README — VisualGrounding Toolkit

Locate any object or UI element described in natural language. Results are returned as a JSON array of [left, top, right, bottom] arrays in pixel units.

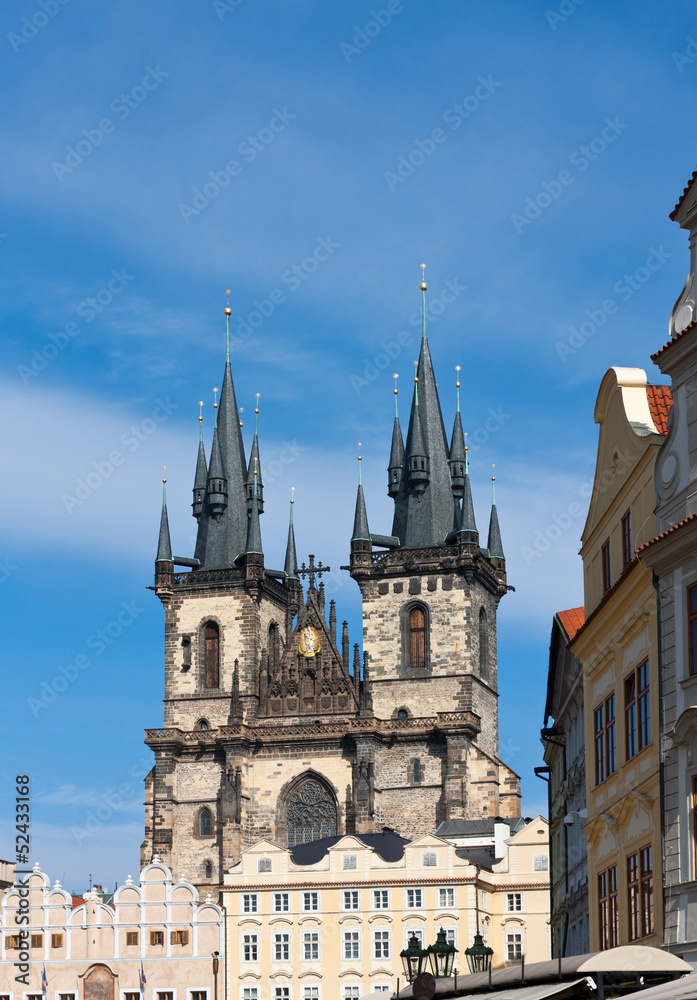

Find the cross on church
[[298, 554, 331, 590]]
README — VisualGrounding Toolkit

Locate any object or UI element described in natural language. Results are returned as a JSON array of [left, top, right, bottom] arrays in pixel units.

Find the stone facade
[[143, 292, 521, 895]]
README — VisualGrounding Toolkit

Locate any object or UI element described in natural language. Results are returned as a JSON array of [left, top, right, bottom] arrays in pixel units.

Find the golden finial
[[465, 431, 469, 454], [254, 457, 259, 476], [393, 373, 399, 395], [290, 486, 295, 505], [198, 401, 204, 423], [420, 263, 427, 292], [224, 289, 232, 317], [413, 360, 419, 383], [455, 365, 461, 389], [255, 393, 260, 415], [213, 387, 218, 410], [239, 406, 244, 428], [492, 463, 496, 482], [162, 465, 167, 484], [358, 442, 362, 462]]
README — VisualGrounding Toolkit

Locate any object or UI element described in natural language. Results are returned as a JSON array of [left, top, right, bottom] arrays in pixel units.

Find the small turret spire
[[246, 394, 264, 513], [244, 459, 263, 556], [192, 405, 208, 520], [388, 375, 405, 500], [284, 488, 299, 580], [156, 468, 172, 562], [449, 367, 466, 500], [352, 444, 371, 542], [487, 465, 504, 559]]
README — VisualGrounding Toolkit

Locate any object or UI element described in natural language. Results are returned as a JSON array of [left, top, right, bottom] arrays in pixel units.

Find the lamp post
[[427, 927, 458, 978], [465, 870, 494, 975], [212, 951, 219, 1000], [400, 934, 428, 983]]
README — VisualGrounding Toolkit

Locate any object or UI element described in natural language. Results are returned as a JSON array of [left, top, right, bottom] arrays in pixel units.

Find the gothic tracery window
[[285, 778, 337, 847], [409, 606, 426, 669], [204, 621, 220, 689], [199, 807, 212, 837]]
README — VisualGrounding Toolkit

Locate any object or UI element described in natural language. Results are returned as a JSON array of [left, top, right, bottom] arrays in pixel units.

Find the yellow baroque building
[[222, 825, 551, 1000], [571, 367, 671, 951]]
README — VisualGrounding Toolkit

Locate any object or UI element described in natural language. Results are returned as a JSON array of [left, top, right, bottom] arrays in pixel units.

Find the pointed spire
[[206, 423, 228, 519], [156, 470, 172, 562], [460, 439, 477, 537], [246, 394, 264, 514], [352, 643, 361, 679], [390, 270, 454, 548], [449, 367, 466, 499], [192, 402, 207, 520], [388, 373, 404, 500], [487, 467, 504, 559], [244, 460, 263, 556], [342, 621, 350, 673], [284, 488, 299, 580], [352, 444, 371, 542], [329, 599, 337, 645]]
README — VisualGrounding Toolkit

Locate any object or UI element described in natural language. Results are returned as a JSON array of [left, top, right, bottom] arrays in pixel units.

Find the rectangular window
[[242, 933, 259, 961], [343, 931, 360, 960], [258, 858, 272, 873], [170, 930, 189, 945], [406, 928, 424, 948], [126, 931, 138, 946], [150, 931, 164, 946], [30, 934, 43, 948], [444, 929, 456, 948], [343, 890, 359, 910], [242, 991, 259, 1000], [506, 933, 522, 961], [59, 995, 76, 1000], [406, 888, 423, 908], [594, 694, 616, 784], [303, 931, 319, 961], [422, 851, 437, 867], [243, 893, 259, 914], [274, 932, 290, 961], [374, 987, 392, 993], [157, 994, 174, 1000], [51, 933, 64, 948], [302, 990, 319, 1000], [302, 891, 319, 912], [373, 889, 389, 909], [689, 584, 697, 676], [602, 539, 611, 593], [438, 887, 455, 908], [342, 854, 357, 870], [622, 510, 632, 567], [626, 661, 650, 759], [124, 994, 140, 1000], [274, 988, 290, 1000], [274, 892, 290, 912], [343, 989, 360, 999], [191, 993, 207, 1000], [629, 847, 654, 939], [598, 865, 618, 950], [373, 930, 390, 958], [505, 892, 522, 912]]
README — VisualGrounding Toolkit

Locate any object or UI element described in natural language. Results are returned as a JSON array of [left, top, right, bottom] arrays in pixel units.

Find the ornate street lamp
[[427, 927, 458, 978], [465, 932, 493, 975], [400, 933, 428, 982]]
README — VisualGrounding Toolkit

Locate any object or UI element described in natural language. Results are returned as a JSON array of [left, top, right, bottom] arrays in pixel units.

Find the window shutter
[[170, 931, 177, 945]]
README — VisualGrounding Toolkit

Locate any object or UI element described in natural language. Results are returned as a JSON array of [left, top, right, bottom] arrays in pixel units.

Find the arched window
[[285, 777, 337, 848], [269, 623, 280, 673], [203, 860, 213, 879], [204, 622, 220, 689], [412, 759, 422, 784], [199, 807, 212, 837], [397, 709, 408, 720], [479, 608, 489, 681], [409, 606, 426, 669], [198, 719, 208, 732]]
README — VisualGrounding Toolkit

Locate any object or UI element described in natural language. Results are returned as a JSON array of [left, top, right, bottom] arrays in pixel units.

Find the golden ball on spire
[[420, 281, 427, 291], [225, 307, 232, 316]]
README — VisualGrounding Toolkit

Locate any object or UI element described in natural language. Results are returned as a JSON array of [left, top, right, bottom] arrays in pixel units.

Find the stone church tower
[[141, 280, 521, 891]]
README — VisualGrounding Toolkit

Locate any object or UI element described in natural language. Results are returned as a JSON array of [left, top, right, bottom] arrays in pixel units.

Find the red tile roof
[[651, 319, 697, 362], [670, 166, 697, 220], [71, 896, 85, 908], [556, 607, 585, 642], [636, 512, 697, 555], [646, 384, 672, 434]]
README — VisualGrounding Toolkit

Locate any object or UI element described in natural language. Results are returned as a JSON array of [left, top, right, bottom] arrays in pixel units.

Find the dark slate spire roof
[[244, 471, 263, 556], [156, 483, 172, 562], [284, 497, 299, 579], [352, 454, 371, 542], [193, 315, 249, 569], [487, 480, 504, 559], [390, 286, 454, 548], [246, 397, 264, 513], [449, 410, 466, 497], [387, 379, 404, 500], [192, 429, 207, 520], [460, 466, 477, 535]]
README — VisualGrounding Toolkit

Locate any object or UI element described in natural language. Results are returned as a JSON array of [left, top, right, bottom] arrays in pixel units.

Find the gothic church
[[141, 278, 521, 889]]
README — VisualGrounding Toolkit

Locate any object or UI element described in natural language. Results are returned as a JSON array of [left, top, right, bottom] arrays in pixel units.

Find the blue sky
[[1, 0, 696, 891]]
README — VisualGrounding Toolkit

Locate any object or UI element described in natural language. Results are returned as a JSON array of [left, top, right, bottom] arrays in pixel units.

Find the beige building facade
[[222, 825, 550, 999], [571, 367, 670, 952], [0, 859, 222, 1000]]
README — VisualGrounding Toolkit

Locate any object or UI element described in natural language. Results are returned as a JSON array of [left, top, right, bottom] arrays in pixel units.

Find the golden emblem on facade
[[298, 625, 321, 658]]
